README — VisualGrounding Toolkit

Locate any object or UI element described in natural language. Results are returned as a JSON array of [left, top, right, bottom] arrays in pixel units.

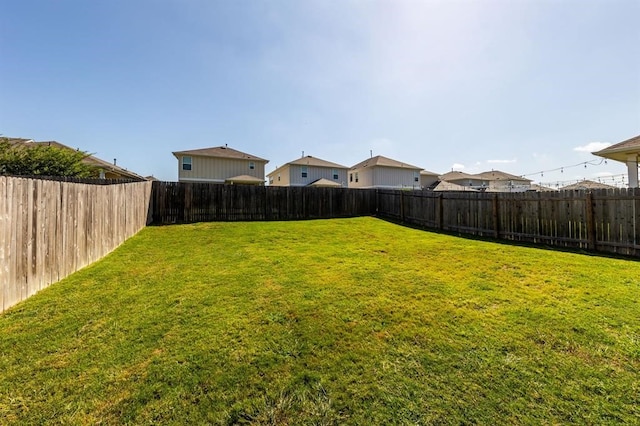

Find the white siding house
[[172, 146, 268, 184], [267, 156, 348, 187], [439, 170, 532, 192], [348, 155, 422, 189]]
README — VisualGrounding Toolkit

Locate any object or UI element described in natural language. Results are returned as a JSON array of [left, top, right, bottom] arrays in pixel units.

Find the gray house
[[267, 155, 348, 187]]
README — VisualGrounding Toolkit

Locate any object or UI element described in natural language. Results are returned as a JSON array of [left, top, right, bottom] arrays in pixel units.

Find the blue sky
[[2, 0, 639, 186]]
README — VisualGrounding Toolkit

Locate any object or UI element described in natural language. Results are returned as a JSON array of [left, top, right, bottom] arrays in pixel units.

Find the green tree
[[0, 139, 97, 177]]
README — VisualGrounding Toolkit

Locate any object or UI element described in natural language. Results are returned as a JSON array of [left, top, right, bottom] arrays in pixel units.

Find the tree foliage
[[0, 139, 97, 177]]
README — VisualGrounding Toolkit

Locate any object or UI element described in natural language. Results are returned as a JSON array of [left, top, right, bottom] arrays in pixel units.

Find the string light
[[521, 158, 606, 179]]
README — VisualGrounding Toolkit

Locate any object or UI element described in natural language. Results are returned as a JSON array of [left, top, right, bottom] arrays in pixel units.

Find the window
[[355, 172, 359, 183], [350, 173, 353, 182], [414, 171, 419, 182], [249, 161, 255, 170], [332, 169, 339, 180], [269, 177, 273, 184], [182, 156, 192, 171], [301, 165, 308, 178], [278, 174, 281, 181]]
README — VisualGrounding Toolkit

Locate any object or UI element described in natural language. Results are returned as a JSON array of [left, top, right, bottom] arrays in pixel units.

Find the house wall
[[349, 167, 420, 189], [289, 165, 348, 187], [420, 174, 439, 188], [177, 156, 266, 183], [348, 167, 374, 188], [267, 165, 292, 186], [488, 180, 531, 192]]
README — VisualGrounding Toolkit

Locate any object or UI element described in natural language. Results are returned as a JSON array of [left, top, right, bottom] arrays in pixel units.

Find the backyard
[[0, 217, 638, 424]]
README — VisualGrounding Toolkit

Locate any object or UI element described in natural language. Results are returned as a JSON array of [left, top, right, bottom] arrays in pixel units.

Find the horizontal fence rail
[[150, 182, 377, 224], [0, 176, 152, 313], [376, 189, 640, 257]]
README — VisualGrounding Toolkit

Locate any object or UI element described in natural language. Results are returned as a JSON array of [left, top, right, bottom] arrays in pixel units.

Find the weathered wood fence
[[0, 176, 152, 313], [376, 189, 640, 257], [150, 182, 376, 223]]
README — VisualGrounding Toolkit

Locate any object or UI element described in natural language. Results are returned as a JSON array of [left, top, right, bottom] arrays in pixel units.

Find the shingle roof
[[438, 171, 477, 181], [433, 181, 478, 191], [475, 170, 531, 182], [420, 170, 440, 176], [287, 156, 348, 169], [592, 135, 640, 162], [308, 178, 343, 187], [172, 146, 268, 162], [560, 180, 617, 190], [350, 155, 422, 170], [225, 175, 265, 184]]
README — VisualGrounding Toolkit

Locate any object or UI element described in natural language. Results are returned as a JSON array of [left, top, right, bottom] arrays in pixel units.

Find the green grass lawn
[[1, 217, 639, 425]]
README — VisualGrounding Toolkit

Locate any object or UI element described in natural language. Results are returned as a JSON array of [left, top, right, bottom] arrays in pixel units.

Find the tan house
[[439, 170, 531, 192], [349, 155, 422, 189], [592, 134, 640, 188], [267, 155, 348, 187], [172, 145, 268, 184]]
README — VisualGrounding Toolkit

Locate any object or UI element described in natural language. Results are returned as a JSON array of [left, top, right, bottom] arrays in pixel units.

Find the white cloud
[[451, 163, 465, 170], [595, 171, 614, 178], [574, 142, 611, 153]]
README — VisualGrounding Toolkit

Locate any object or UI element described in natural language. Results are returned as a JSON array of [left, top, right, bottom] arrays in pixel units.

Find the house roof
[[350, 155, 422, 170], [267, 155, 348, 177], [287, 155, 348, 169], [224, 174, 265, 184], [433, 181, 478, 191], [34, 141, 146, 180], [308, 178, 343, 187], [560, 180, 617, 190], [592, 135, 640, 162], [475, 170, 532, 182], [420, 170, 440, 176], [172, 146, 268, 162], [439, 171, 477, 181], [529, 183, 557, 192]]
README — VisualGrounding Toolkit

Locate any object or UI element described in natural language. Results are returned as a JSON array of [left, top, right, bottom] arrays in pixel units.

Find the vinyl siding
[[177, 156, 266, 183], [349, 166, 420, 189], [267, 165, 292, 186]]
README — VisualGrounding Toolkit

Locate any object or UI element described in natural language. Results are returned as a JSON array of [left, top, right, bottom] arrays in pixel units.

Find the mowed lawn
[[1, 218, 639, 425]]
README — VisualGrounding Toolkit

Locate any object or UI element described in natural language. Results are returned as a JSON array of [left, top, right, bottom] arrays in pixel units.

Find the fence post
[[585, 191, 596, 250], [437, 194, 443, 230], [492, 194, 500, 239], [400, 191, 405, 222]]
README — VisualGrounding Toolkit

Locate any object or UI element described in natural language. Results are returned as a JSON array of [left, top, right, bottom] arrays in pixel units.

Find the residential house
[[172, 145, 268, 184], [560, 180, 617, 190], [267, 155, 348, 187], [420, 170, 440, 189], [348, 155, 422, 189], [592, 134, 640, 188], [439, 170, 531, 192]]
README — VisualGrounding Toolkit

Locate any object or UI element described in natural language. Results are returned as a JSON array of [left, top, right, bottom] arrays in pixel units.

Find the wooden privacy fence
[[150, 182, 376, 224], [376, 189, 640, 257], [0, 176, 152, 313]]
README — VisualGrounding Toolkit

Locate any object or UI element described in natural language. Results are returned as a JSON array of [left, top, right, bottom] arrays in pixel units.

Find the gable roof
[[593, 135, 640, 162], [172, 146, 268, 162], [433, 181, 478, 191], [224, 174, 265, 185], [350, 155, 421, 170], [420, 169, 440, 176], [308, 178, 343, 187], [439, 171, 477, 181], [560, 180, 617, 190], [475, 170, 532, 182], [287, 155, 347, 169]]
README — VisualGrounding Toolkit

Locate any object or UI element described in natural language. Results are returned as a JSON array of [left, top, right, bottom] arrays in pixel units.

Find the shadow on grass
[[375, 215, 640, 263]]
